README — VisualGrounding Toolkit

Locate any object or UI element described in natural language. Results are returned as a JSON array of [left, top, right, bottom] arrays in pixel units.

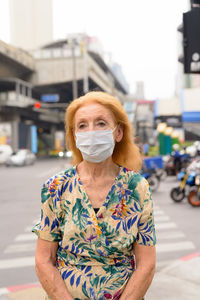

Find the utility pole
[[70, 38, 78, 99], [83, 34, 89, 94]]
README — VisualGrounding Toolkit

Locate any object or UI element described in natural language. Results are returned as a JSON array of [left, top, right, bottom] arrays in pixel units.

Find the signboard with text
[[41, 94, 59, 102]]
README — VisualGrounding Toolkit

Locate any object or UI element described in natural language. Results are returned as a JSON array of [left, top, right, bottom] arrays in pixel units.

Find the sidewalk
[[146, 252, 200, 300], [0, 283, 45, 300], [1, 253, 200, 300]]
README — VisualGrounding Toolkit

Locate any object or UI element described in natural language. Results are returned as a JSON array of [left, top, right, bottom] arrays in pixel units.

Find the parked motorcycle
[[154, 168, 167, 181], [164, 152, 191, 176], [142, 156, 164, 192], [142, 171, 160, 192], [170, 170, 196, 202], [187, 161, 200, 207]]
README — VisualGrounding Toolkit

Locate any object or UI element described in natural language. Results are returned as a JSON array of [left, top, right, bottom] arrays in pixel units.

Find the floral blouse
[[32, 165, 156, 300]]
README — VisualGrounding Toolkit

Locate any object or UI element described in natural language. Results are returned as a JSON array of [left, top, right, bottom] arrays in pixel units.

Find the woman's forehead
[[75, 102, 114, 120]]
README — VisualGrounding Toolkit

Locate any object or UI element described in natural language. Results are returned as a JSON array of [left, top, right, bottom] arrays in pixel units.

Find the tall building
[[9, 0, 53, 50]]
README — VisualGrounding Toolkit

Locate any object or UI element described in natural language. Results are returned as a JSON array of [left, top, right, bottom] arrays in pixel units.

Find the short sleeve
[[32, 179, 62, 242], [136, 179, 156, 246]]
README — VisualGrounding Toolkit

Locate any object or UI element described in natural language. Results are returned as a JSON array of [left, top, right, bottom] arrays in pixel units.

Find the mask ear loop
[[112, 125, 118, 133], [112, 125, 119, 146]]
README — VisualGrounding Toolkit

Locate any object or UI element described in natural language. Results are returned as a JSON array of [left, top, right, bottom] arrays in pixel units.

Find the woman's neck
[[77, 158, 118, 179]]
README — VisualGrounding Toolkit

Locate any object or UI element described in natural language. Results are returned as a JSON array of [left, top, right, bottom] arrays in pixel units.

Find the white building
[[9, 0, 53, 50]]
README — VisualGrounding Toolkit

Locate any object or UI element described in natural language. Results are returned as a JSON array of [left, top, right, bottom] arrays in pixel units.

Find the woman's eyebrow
[[77, 115, 107, 122], [95, 115, 107, 120], [77, 118, 87, 123]]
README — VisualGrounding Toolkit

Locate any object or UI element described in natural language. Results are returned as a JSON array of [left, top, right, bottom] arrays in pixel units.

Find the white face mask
[[75, 127, 117, 163]]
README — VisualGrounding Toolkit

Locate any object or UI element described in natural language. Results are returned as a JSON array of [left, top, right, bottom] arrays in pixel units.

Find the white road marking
[[156, 222, 177, 230], [156, 259, 178, 270], [0, 288, 9, 296], [154, 215, 170, 222], [0, 256, 35, 269], [154, 210, 165, 216], [32, 218, 40, 225], [156, 231, 185, 240], [14, 234, 37, 242], [153, 205, 160, 210], [4, 243, 36, 254], [156, 241, 195, 253], [24, 225, 34, 232]]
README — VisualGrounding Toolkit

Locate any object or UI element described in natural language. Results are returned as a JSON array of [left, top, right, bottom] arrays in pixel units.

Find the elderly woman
[[33, 91, 156, 300]]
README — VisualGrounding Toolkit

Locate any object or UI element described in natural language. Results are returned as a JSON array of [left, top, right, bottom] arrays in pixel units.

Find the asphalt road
[[153, 175, 200, 268], [0, 158, 71, 288], [0, 158, 199, 288]]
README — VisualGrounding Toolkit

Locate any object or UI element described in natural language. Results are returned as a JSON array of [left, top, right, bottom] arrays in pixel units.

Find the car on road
[[5, 149, 36, 166], [0, 144, 13, 164]]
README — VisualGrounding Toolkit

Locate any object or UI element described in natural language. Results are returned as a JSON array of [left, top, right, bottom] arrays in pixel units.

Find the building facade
[[0, 36, 128, 155], [9, 0, 53, 50]]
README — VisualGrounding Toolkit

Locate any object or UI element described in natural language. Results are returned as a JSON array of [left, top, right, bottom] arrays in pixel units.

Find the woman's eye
[[98, 121, 106, 127], [78, 123, 86, 129]]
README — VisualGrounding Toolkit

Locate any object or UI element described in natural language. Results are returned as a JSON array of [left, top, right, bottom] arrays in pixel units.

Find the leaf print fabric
[[32, 165, 156, 299]]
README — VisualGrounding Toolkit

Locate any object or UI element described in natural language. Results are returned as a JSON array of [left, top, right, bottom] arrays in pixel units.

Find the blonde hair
[[65, 91, 142, 172]]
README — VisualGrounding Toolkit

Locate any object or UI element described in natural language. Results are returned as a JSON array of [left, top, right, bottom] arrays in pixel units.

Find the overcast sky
[[0, 0, 189, 99]]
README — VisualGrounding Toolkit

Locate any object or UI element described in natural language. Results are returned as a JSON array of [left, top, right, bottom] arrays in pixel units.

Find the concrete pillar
[[21, 84, 26, 97], [11, 118, 20, 151], [28, 87, 32, 99], [15, 81, 20, 102]]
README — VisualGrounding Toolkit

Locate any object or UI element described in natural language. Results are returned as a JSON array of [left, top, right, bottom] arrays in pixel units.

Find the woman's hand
[[120, 243, 156, 300], [35, 238, 73, 300]]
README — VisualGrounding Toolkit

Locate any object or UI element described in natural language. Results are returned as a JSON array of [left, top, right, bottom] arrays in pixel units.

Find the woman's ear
[[115, 124, 123, 142]]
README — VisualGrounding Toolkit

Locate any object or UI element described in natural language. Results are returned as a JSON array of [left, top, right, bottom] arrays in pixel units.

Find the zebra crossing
[[0, 218, 39, 270], [154, 205, 196, 270], [0, 162, 73, 273], [0, 205, 196, 271]]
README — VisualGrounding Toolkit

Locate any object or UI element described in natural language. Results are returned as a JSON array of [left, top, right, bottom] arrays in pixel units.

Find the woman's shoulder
[[120, 166, 150, 206], [120, 165, 145, 182], [120, 165, 149, 191], [43, 165, 76, 189]]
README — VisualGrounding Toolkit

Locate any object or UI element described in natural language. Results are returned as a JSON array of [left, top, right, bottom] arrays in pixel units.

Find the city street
[[1, 1, 200, 299], [0, 158, 200, 290], [0, 158, 72, 288]]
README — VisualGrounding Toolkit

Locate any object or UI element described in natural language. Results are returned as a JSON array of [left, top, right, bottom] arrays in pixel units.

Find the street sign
[[41, 94, 59, 102]]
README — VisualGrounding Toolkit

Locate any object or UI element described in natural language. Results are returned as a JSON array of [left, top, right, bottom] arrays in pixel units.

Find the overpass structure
[[31, 39, 127, 103], [0, 40, 35, 78], [0, 37, 128, 154]]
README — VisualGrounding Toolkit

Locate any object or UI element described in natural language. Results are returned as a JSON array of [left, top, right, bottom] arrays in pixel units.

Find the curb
[[0, 283, 41, 296], [1, 253, 200, 297], [158, 251, 200, 289], [180, 252, 200, 261], [158, 252, 200, 273]]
